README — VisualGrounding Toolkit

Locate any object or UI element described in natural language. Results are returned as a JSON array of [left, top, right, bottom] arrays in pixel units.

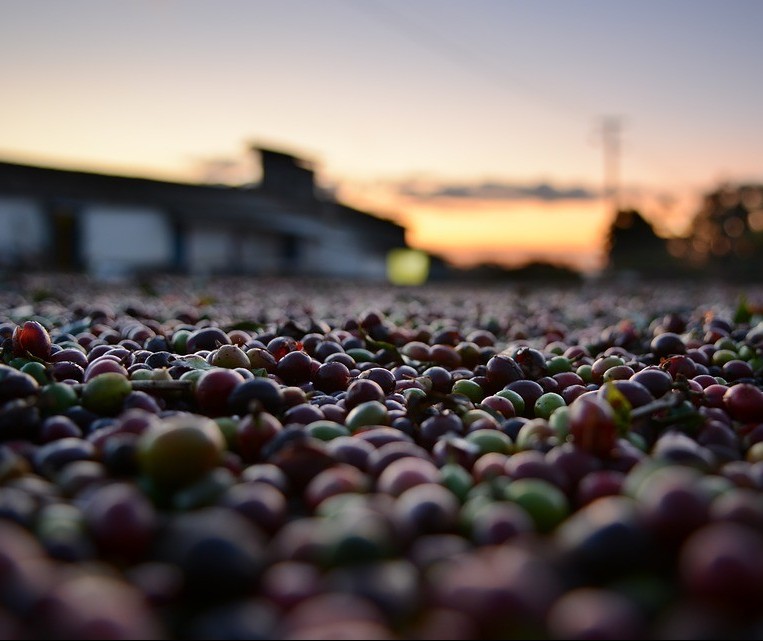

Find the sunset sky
[[2, 0, 763, 273]]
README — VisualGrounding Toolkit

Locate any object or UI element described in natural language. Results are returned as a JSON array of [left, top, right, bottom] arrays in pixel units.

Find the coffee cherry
[[12, 320, 52, 360], [138, 414, 225, 489]]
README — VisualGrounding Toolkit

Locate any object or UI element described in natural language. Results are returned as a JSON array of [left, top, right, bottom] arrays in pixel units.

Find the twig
[[69, 379, 193, 393], [630, 390, 685, 420]]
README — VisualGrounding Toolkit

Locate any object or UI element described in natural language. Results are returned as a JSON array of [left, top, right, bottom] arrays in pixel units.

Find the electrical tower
[[600, 116, 623, 213]]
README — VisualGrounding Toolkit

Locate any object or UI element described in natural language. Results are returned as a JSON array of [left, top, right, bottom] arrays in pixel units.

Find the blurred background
[[0, 0, 762, 284]]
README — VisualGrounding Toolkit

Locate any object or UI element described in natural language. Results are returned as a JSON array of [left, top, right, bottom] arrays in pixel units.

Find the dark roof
[[0, 160, 406, 241], [334, 203, 406, 241]]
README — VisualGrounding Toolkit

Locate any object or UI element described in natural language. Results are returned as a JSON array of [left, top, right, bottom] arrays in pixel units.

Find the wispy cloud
[[396, 180, 599, 202], [189, 156, 256, 186]]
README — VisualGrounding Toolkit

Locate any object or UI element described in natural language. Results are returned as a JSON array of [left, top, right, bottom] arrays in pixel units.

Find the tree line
[[604, 183, 763, 282]]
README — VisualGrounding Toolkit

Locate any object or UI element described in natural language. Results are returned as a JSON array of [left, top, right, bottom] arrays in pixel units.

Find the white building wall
[[187, 226, 234, 275], [304, 226, 389, 280], [81, 205, 172, 277], [174, 224, 337, 277], [0, 197, 47, 265], [240, 232, 282, 274]]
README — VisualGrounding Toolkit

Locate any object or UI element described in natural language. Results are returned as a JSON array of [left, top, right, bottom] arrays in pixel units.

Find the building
[[0, 146, 409, 281]]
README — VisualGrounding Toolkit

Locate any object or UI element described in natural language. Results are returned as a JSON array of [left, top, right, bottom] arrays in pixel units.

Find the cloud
[[189, 156, 257, 186], [396, 180, 599, 202]]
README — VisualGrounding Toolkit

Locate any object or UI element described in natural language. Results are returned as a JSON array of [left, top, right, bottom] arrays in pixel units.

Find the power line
[[340, 0, 591, 123], [599, 116, 623, 212]]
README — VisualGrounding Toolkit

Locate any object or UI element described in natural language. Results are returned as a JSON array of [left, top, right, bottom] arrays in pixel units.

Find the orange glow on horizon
[[338, 184, 611, 273]]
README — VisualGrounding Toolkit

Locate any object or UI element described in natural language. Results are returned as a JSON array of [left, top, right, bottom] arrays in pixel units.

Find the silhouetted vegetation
[[603, 184, 763, 283], [455, 260, 583, 284], [604, 209, 683, 279], [679, 184, 763, 281]]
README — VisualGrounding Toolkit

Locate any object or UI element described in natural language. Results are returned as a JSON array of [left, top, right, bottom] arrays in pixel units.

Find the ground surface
[[1, 274, 762, 640]]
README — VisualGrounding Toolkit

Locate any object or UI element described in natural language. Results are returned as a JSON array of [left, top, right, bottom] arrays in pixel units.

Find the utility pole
[[600, 116, 622, 213]]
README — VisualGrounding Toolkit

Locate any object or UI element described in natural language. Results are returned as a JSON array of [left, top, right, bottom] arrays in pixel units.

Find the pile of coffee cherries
[[1, 275, 762, 640]]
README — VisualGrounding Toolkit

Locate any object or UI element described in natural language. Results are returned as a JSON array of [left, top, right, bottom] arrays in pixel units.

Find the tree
[[604, 209, 679, 279], [683, 184, 763, 281]]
